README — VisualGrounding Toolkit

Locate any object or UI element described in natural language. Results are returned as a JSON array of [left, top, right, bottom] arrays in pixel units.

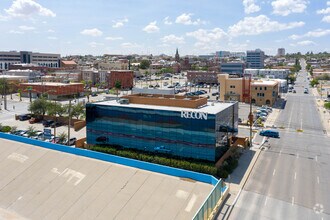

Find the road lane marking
[[273, 169, 276, 176], [264, 197, 268, 206], [296, 153, 299, 159], [294, 172, 297, 180], [315, 156, 318, 162], [279, 150, 282, 155], [292, 197, 294, 206], [317, 176, 320, 184]]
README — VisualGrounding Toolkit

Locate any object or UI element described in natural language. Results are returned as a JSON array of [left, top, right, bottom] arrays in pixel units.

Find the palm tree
[[26, 126, 37, 137], [115, 80, 121, 100], [58, 132, 67, 145], [17, 89, 22, 101]]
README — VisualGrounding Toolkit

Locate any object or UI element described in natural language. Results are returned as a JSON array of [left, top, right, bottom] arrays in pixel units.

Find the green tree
[[325, 102, 330, 110], [140, 59, 150, 69], [47, 102, 65, 117], [95, 83, 100, 92], [115, 80, 121, 99], [310, 79, 319, 87], [26, 126, 37, 137], [71, 103, 85, 119], [58, 132, 68, 144], [17, 89, 22, 101], [10, 126, 18, 134], [28, 98, 49, 116]]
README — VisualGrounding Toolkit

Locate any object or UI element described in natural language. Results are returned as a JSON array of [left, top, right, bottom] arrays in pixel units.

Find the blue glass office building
[[86, 100, 238, 162]]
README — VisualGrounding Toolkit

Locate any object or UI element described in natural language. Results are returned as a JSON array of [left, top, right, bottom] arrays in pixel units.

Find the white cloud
[[289, 29, 330, 40], [19, 25, 35, 30], [164, 16, 172, 25], [271, 0, 308, 16], [175, 13, 205, 25], [160, 34, 185, 44], [80, 28, 103, 37], [47, 29, 55, 33], [5, 0, 56, 18], [9, 30, 24, 34], [296, 40, 316, 46], [322, 15, 330, 23], [105, 36, 123, 41], [121, 42, 141, 48], [317, 7, 330, 15], [142, 21, 159, 33], [89, 42, 104, 47], [228, 15, 304, 36], [47, 36, 57, 40], [243, 0, 261, 14], [317, 2, 330, 23], [186, 28, 227, 42], [112, 18, 128, 28]]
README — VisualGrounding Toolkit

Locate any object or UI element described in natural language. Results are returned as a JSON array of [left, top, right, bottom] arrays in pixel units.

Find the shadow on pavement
[[273, 97, 286, 109], [226, 149, 255, 185]]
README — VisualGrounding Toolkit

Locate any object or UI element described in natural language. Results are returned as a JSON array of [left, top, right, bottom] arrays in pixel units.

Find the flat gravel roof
[[0, 139, 213, 220]]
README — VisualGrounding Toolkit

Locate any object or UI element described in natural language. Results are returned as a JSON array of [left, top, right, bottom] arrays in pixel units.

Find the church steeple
[[175, 48, 180, 62]]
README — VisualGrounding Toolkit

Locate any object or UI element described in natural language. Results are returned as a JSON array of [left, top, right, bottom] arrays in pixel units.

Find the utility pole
[[67, 99, 71, 146]]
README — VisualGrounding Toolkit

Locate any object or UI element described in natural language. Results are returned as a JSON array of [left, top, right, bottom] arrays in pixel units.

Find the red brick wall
[[19, 83, 84, 95], [108, 71, 134, 89]]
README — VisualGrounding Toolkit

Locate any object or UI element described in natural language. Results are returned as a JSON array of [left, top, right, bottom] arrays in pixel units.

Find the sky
[[0, 0, 329, 56]]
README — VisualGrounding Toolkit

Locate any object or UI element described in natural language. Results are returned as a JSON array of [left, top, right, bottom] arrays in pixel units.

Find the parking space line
[[292, 197, 294, 206], [294, 172, 297, 180], [264, 197, 268, 206], [317, 176, 320, 184], [273, 169, 276, 176]]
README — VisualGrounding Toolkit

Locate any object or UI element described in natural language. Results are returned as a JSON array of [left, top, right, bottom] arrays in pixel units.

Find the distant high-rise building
[[175, 48, 180, 62], [216, 51, 230, 58], [246, 49, 265, 69], [277, 48, 285, 57]]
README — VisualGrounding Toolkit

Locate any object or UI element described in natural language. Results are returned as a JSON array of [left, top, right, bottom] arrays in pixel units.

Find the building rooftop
[[61, 60, 77, 65], [20, 82, 83, 86], [252, 80, 278, 86], [0, 138, 213, 220], [0, 75, 29, 79], [96, 98, 235, 114]]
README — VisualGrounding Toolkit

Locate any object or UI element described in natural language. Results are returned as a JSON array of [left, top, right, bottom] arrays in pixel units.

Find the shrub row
[[91, 145, 218, 176], [90, 145, 239, 179]]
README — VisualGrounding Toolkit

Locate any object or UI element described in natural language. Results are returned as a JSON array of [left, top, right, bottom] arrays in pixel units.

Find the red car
[[29, 116, 42, 124]]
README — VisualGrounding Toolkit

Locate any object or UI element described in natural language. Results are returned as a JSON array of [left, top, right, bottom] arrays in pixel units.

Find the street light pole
[[67, 99, 71, 146]]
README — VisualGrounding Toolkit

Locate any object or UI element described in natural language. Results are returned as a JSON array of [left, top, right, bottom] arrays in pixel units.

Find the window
[[230, 85, 235, 88], [260, 87, 262, 90], [255, 87, 257, 90], [264, 87, 267, 90]]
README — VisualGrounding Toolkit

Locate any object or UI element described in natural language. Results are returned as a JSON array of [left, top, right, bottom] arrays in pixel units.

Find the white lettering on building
[[181, 111, 208, 120]]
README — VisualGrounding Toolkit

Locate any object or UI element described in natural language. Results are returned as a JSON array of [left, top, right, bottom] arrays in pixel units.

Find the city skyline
[[0, 0, 329, 56]]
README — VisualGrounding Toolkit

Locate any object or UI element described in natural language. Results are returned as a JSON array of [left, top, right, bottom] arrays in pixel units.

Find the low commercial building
[[86, 94, 238, 162], [244, 68, 290, 79], [218, 74, 279, 106], [19, 82, 84, 100], [4, 69, 41, 81], [187, 71, 219, 84]]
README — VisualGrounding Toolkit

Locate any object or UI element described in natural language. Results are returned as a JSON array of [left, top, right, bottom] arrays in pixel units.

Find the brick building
[[19, 82, 84, 100], [107, 70, 134, 89]]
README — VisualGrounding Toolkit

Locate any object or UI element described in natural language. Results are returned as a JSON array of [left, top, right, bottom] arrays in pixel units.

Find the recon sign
[[181, 111, 208, 120]]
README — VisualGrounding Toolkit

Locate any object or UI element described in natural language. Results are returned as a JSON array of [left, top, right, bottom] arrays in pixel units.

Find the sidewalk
[[215, 106, 279, 219], [312, 88, 330, 137]]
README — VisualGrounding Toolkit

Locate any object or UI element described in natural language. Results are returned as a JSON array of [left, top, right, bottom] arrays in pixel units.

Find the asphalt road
[[229, 59, 330, 219]]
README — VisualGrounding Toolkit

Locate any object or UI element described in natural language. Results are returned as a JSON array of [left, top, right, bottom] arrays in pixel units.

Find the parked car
[[154, 146, 171, 153], [50, 122, 62, 128], [293, 89, 296, 93], [91, 93, 98, 97], [15, 130, 27, 136], [304, 88, 309, 94], [30, 131, 43, 139], [260, 129, 279, 138], [212, 92, 219, 96], [29, 116, 43, 124], [43, 120, 54, 127], [64, 137, 77, 146], [18, 114, 31, 121]]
